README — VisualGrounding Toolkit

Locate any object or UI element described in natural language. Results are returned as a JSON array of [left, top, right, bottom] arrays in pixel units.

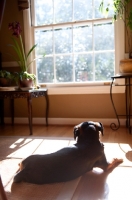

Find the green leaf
[[26, 54, 46, 70], [27, 44, 37, 59], [99, 1, 104, 13], [8, 37, 26, 71]]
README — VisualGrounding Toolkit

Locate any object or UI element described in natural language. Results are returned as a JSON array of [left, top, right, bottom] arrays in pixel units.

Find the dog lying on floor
[[13, 121, 123, 184]]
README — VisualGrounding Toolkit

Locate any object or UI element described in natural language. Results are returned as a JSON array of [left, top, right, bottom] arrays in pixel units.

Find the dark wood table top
[[0, 88, 48, 98]]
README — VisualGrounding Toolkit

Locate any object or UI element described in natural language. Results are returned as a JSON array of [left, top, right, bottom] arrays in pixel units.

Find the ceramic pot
[[0, 78, 11, 87], [119, 59, 132, 73], [19, 79, 33, 88]]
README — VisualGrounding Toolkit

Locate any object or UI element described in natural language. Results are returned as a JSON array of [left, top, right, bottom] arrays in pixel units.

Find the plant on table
[[0, 70, 13, 86]]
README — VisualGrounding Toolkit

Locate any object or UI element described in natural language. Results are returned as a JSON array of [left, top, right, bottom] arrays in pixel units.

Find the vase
[[119, 59, 132, 74]]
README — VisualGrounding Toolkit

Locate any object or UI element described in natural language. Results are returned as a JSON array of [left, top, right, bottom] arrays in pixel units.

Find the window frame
[[23, 2, 125, 94]]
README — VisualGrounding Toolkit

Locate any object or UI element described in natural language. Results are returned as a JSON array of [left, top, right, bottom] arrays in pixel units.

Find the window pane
[[74, 25, 92, 52], [32, 0, 115, 84], [94, 23, 114, 51], [35, 0, 53, 25], [54, 27, 72, 53], [56, 56, 73, 82], [95, 52, 114, 81], [35, 30, 53, 55], [54, 0, 72, 23], [74, 0, 92, 20], [75, 54, 93, 82], [37, 57, 54, 83]]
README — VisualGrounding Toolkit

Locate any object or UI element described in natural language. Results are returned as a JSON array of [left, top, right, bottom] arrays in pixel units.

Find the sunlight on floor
[[7, 138, 132, 167], [1, 137, 132, 199]]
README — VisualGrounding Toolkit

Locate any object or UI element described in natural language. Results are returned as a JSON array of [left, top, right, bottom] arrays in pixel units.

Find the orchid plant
[[8, 21, 45, 85], [8, 21, 42, 83]]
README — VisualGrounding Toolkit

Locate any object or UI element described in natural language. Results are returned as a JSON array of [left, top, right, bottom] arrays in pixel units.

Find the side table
[[0, 88, 49, 135], [110, 74, 132, 133]]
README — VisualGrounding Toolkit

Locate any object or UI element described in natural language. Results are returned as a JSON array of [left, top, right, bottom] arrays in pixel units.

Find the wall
[[0, 0, 23, 62], [0, 0, 126, 124]]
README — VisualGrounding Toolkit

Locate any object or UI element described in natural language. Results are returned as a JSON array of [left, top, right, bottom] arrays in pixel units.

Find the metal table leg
[[0, 99, 4, 125], [110, 78, 120, 130], [126, 77, 131, 133], [27, 97, 33, 135], [10, 99, 14, 125], [45, 92, 49, 126]]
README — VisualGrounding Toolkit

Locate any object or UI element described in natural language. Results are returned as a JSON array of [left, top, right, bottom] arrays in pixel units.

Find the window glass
[[37, 57, 54, 83], [56, 55, 73, 82], [35, 30, 53, 55], [54, 0, 72, 23], [74, 25, 92, 52], [32, 0, 115, 84], [74, 0, 92, 20], [94, 23, 114, 51], [35, 0, 53, 25], [54, 27, 72, 54]]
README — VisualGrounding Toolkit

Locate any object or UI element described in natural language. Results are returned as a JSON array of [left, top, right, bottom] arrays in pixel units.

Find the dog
[[13, 121, 123, 184]]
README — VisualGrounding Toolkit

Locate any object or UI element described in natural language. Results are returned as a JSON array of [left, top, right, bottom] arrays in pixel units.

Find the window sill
[[41, 85, 125, 95], [2, 62, 125, 95]]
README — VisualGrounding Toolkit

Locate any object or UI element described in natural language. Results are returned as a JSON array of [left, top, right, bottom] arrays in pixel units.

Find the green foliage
[[99, 0, 131, 22], [99, 0, 132, 56], [8, 35, 38, 72], [19, 71, 36, 81], [0, 70, 13, 79]]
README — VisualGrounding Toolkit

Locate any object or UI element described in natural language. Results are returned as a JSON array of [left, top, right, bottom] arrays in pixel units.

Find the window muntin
[[32, 0, 115, 84]]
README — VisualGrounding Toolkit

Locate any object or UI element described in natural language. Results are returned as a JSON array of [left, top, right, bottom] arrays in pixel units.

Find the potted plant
[[8, 21, 44, 88], [18, 71, 36, 87], [99, 0, 132, 73], [0, 70, 13, 86]]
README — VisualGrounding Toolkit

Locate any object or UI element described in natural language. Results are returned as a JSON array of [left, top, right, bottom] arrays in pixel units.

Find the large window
[[30, 0, 116, 85]]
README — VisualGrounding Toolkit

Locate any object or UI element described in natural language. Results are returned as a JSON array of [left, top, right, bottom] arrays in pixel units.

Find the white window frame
[[23, 5, 125, 95]]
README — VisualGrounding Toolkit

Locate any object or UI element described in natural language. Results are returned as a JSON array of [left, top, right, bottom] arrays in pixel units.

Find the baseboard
[[4, 117, 126, 126]]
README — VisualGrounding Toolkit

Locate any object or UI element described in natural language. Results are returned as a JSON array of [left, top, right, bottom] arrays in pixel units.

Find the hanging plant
[[99, 0, 132, 58]]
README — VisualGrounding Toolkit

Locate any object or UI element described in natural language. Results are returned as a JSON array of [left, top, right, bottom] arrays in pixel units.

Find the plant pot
[[0, 78, 11, 87], [19, 79, 33, 88], [119, 59, 132, 74]]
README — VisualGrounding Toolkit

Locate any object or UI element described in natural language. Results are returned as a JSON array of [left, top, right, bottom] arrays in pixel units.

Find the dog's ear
[[95, 122, 104, 136], [73, 127, 80, 140]]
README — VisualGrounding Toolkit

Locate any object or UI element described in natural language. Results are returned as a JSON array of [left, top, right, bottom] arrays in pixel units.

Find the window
[[24, 0, 125, 94], [30, 0, 118, 84]]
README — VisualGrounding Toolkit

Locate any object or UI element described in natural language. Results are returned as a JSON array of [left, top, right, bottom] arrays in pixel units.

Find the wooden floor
[[0, 124, 132, 200], [0, 124, 132, 143]]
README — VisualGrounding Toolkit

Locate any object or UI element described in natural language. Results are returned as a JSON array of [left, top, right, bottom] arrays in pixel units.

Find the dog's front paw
[[106, 158, 123, 172]]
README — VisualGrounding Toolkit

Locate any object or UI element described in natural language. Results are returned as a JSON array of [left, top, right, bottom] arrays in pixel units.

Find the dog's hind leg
[[13, 170, 25, 183]]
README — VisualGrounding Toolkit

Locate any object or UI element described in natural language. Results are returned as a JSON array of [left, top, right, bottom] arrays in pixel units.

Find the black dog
[[13, 121, 123, 184]]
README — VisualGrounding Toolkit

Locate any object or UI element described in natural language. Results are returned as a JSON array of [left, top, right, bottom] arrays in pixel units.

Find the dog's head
[[74, 121, 103, 143]]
